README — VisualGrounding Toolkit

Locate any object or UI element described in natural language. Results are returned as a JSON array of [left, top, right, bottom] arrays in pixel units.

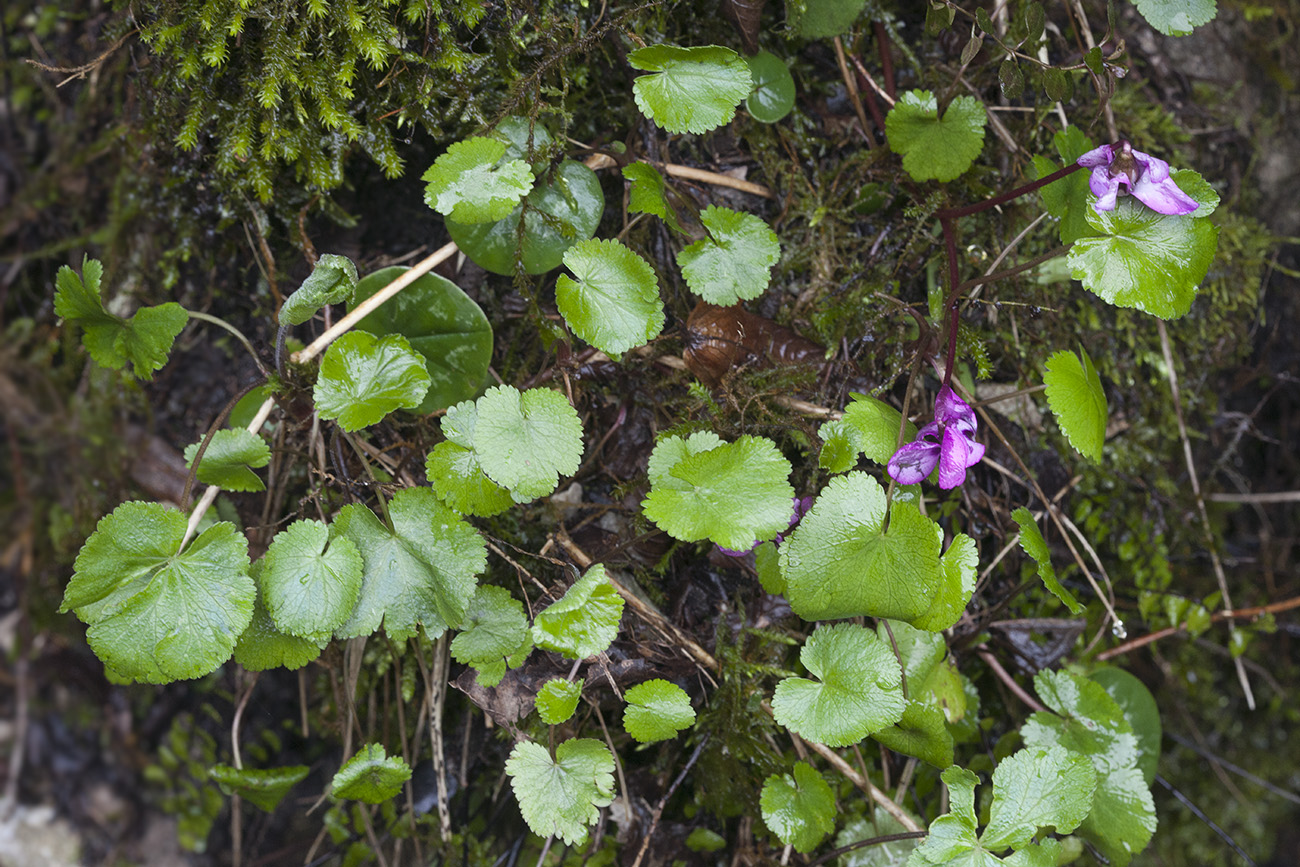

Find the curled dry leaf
[[682, 302, 825, 386]]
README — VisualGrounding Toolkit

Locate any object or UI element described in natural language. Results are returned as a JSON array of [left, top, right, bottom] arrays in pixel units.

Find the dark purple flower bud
[[1076, 141, 1198, 216]]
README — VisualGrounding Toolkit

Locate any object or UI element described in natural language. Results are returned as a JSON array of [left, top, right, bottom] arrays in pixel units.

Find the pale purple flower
[[887, 387, 985, 489], [1076, 140, 1198, 216], [717, 496, 814, 557]]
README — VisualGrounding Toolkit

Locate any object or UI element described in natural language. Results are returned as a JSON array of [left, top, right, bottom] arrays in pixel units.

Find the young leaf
[[425, 443, 515, 518], [1133, 0, 1216, 36], [677, 205, 781, 305], [447, 159, 604, 276], [1066, 197, 1219, 319], [1043, 347, 1107, 462], [183, 429, 272, 492], [759, 762, 836, 853], [840, 393, 918, 466], [745, 51, 796, 123], [1021, 669, 1157, 866], [870, 699, 954, 769], [885, 91, 987, 183], [780, 473, 974, 629], [209, 764, 310, 812], [506, 738, 615, 846], [623, 162, 682, 232], [472, 385, 584, 502], [536, 678, 583, 725], [349, 266, 493, 414], [313, 331, 432, 431], [817, 419, 859, 473], [629, 44, 753, 135], [642, 434, 795, 551], [422, 137, 534, 223], [556, 238, 665, 355], [55, 258, 188, 379], [623, 679, 695, 743], [771, 623, 906, 747], [332, 487, 486, 642], [278, 253, 358, 326], [332, 743, 412, 804], [60, 502, 254, 684], [1010, 507, 1083, 613], [261, 519, 364, 639], [531, 564, 625, 659], [450, 585, 533, 688], [980, 745, 1097, 850]]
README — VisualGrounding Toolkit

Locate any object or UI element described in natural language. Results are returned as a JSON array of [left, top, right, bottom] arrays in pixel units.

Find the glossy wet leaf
[[60, 502, 254, 684], [261, 519, 363, 639], [556, 238, 665, 355], [506, 738, 615, 846], [1043, 347, 1107, 462], [886, 91, 986, 183], [210, 763, 310, 812], [678, 205, 781, 305], [536, 678, 583, 724], [55, 257, 188, 379], [908, 766, 982, 865], [531, 564, 625, 659], [780, 473, 975, 629], [771, 623, 906, 747], [623, 162, 682, 232], [629, 44, 752, 134], [450, 585, 532, 688], [1032, 127, 1098, 245], [183, 429, 271, 492], [791, 0, 868, 37], [332, 743, 412, 804], [843, 393, 919, 465], [745, 51, 795, 123], [232, 571, 325, 672], [421, 137, 534, 223], [870, 699, 954, 769], [1172, 168, 1219, 218], [760, 762, 836, 853], [278, 253, 357, 326], [350, 267, 493, 413], [332, 487, 486, 642], [313, 331, 431, 431], [1010, 507, 1082, 613], [447, 159, 603, 275], [1134, 0, 1216, 35], [623, 679, 695, 743], [473, 385, 584, 502], [1067, 196, 1219, 319], [642, 433, 795, 551], [425, 418, 515, 518], [1089, 668, 1162, 786], [980, 746, 1097, 850]]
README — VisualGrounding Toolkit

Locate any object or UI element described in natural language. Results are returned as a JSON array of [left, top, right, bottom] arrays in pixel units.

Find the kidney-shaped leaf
[[623, 679, 695, 743], [745, 51, 796, 123], [422, 137, 534, 224], [886, 91, 986, 183], [60, 502, 254, 684], [536, 678, 584, 725], [1133, 0, 1216, 36], [332, 488, 485, 642], [332, 743, 412, 804], [1043, 347, 1108, 462], [678, 205, 781, 305], [557, 238, 665, 355], [506, 738, 615, 847], [314, 331, 431, 431], [772, 623, 906, 747], [532, 564, 625, 659], [473, 385, 584, 502], [261, 519, 363, 640], [629, 44, 753, 135], [450, 584, 532, 687], [184, 429, 271, 492], [760, 762, 836, 853], [350, 267, 493, 413]]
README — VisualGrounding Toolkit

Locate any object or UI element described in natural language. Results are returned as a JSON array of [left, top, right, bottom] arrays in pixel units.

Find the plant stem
[[186, 310, 266, 375]]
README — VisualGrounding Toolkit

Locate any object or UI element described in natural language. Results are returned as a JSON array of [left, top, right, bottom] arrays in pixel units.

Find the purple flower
[[1076, 141, 1198, 216], [716, 496, 815, 557], [887, 387, 985, 489]]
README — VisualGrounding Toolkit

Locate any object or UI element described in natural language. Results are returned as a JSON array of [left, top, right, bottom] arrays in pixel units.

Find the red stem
[[874, 20, 896, 98]]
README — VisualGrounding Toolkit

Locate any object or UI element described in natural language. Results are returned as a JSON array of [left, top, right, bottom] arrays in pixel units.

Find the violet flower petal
[[1076, 144, 1114, 168], [887, 440, 941, 486], [934, 386, 977, 430], [1132, 173, 1199, 215], [937, 426, 982, 489]]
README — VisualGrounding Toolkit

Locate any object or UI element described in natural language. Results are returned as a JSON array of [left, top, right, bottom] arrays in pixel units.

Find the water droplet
[[1111, 619, 1127, 640]]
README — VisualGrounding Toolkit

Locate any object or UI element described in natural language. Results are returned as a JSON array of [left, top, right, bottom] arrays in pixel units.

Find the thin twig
[[834, 36, 875, 147], [978, 649, 1046, 712], [1208, 490, 1300, 503], [630, 735, 711, 867], [1096, 594, 1300, 661]]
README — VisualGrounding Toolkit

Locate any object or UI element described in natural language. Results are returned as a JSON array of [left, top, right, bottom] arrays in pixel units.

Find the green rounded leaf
[[1011, 507, 1082, 613], [332, 487, 486, 642], [450, 585, 533, 688], [184, 429, 271, 492], [870, 699, 954, 769], [447, 159, 604, 275], [473, 385, 584, 502], [771, 623, 906, 747], [232, 576, 325, 672], [1172, 168, 1219, 218], [1066, 196, 1219, 319], [421, 137, 535, 224], [885, 90, 987, 183], [425, 440, 515, 518], [623, 679, 695, 743], [557, 238, 665, 355], [60, 502, 254, 684], [759, 762, 836, 853], [629, 44, 752, 135], [210, 764, 310, 812], [839, 393, 919, 467], [531, 564, 625, 660], [506, 738, 615, 847], [791, 0, 868, 37], [981, 745, 1098, 850], [350, 267, 493, 414], [261, 519, 364, 639], [677, 205, 781, 305], [279, 253, 358, 326], [1089, 668, 1162, 787], [1043, 347, 1107, 462], [1133, 0, 1216, 36], [642, 433, 795, 551], [332, 743, 412, 804], [313, 331, 432, 431], [745, 51, 795, 123], [536, 678, 583, 725]]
